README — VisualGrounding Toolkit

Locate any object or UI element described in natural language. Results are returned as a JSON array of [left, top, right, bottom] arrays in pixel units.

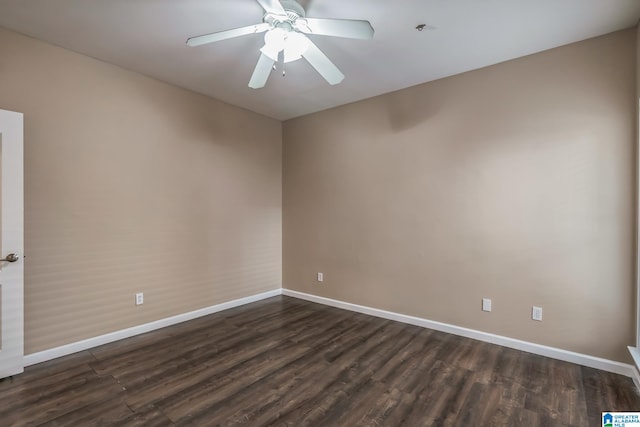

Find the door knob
[[0, 253, 19, 262]]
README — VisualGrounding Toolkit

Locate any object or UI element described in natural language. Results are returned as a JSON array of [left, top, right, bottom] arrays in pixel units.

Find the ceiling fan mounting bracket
[[280, 0, 306, 19], [263, 0, 305, 28]]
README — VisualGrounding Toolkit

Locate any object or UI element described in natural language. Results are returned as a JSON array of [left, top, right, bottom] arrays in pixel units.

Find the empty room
[[0, 0, 640, 425]]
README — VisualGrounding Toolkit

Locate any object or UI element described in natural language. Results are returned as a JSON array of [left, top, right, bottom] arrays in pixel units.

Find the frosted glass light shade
[[262, 28, 286, 60], [263, 28, 309, 63], [283, 31, 310, 63]]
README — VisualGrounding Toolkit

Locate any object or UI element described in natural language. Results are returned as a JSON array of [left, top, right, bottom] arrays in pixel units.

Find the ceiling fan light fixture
[[263, 27, 310, 63], [264, 27, 286, 51], [283, 31, 310, 63]]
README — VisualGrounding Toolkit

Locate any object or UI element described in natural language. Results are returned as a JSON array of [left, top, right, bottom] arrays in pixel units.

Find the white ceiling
[[0, 0, 638, 120]]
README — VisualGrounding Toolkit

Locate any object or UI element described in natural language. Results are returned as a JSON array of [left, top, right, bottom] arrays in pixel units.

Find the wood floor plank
[[1, 374, 125, 426], [0, 362, 96, 403], [397, 382, 463, 426], [39, 396, 134, 427], [487, 378, 529, 425], [0, 350, 96, 390], [452, 382, 504, 426], [93, 324, 258, 382], [157, 339, 313, 423], [211, 320, 401, 425], [167, 318, 398, 425], [371, 386, 419, 426], [116, 405, 175, 427], [322, 379, 391, 426], [2, 295, 638, 426], [372, 328, 447, 389], [272, 322, 423, 425], [122, 332, 291, 410], [524, 382, 588, 425], [582, 366, 640, 422], [171, 315, 374, 425], [89, 320, 248, 374]]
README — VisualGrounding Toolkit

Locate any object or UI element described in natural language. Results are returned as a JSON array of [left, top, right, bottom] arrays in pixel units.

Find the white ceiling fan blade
[[249, 52, 275, 89], [187, 23, 271, 47], [299, 18, 374, 39], [301, 37, 344, 85], [255, 0, 286, 16]]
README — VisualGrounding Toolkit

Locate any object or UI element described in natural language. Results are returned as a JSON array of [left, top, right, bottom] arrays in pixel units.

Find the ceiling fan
[[186, 0, 374, 89]]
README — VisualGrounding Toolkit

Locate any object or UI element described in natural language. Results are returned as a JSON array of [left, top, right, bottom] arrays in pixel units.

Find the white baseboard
[[283, 289, 635, 378], [24, 289, 282, 367]]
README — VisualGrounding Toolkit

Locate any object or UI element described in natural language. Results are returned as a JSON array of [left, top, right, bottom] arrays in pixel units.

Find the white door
[[0, 109, 24, 378]]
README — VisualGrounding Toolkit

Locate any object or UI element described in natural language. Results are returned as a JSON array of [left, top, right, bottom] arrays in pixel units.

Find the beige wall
[[283, 29, 636, 362], [636, 21, 640, 347], [0, 28, 282, 354]]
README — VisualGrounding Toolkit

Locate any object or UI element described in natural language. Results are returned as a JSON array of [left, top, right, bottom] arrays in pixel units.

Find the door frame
[[0, 109, 24, 378]]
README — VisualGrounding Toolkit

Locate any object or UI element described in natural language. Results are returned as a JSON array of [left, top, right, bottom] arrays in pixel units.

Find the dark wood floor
[[1, 296, 639, 426]]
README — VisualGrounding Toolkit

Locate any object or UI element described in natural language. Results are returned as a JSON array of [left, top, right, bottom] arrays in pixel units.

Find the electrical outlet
[[135, 292, 144, 306], [317, 272, 324, 282], [532, 306, 542, 321], [482, 298, 492, 312]]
